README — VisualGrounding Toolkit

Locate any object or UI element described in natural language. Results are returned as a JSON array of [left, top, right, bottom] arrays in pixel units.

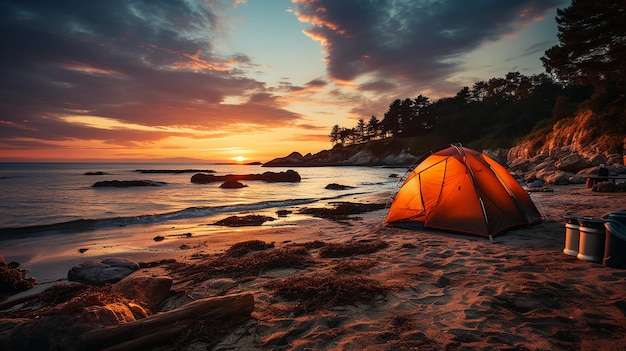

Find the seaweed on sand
[[0, 264, 36, 299], [298, 202, 387, 220], [318, 239, 389, 258], [293, 240, 327, 250], [332, 258, 379, 274], [172, 244, 314, 282], [266, 274, 388, 314], [212, 215, 275, 227], [224, 240, 275, 258]]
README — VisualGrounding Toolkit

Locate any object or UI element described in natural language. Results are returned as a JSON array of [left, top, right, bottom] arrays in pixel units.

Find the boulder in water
[[325, 183, 355, 190], [191, 170, 301, 183], [220, 180, 247, 188]]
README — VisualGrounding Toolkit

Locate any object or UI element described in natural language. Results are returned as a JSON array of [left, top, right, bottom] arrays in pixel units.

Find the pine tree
[[541, 0, 626, 97]]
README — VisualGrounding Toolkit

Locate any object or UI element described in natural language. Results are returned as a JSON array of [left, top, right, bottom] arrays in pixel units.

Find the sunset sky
[[0, 0, 569, 163]]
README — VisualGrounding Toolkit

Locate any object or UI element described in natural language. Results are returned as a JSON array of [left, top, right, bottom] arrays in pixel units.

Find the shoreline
[[3, 184, 626, 350], [1, 213, 339, 283], [2, 184, 624, 288]]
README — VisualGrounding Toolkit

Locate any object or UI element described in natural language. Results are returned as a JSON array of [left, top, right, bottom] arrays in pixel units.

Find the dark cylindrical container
[[577, 218, 606, 262], [563, 215, 581, 256], [603, 219, 626, 268]]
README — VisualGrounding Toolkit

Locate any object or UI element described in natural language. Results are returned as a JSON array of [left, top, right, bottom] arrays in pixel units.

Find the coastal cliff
[[503, 108, 626, 185], [508, 109, 625, 160], [265, 108, 626, 185]]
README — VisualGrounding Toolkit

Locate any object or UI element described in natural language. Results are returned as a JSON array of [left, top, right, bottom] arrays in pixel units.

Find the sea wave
[[0, 191, 371, 238]]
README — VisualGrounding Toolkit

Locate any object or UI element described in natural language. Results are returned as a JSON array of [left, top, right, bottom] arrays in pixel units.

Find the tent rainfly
[[385, 144, 542, 238]]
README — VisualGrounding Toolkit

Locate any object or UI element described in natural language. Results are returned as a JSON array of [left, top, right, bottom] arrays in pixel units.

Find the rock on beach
[[111, 275, 173, 309], [67, 258, 139, 285], [506, 145, 626, 186], [0, 256, 36, 297]]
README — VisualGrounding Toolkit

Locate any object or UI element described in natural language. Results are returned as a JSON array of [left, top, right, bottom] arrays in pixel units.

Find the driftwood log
[[79, 293, 254, 351]]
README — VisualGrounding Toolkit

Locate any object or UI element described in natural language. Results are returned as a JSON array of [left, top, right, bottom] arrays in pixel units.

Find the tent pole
[[452, 143, 492, 237]]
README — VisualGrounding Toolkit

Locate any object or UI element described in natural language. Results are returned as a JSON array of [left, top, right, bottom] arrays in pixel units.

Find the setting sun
[[235, 155, 245, 163]]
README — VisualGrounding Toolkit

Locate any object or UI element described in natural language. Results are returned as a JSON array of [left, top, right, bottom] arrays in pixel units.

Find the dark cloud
[[0, 0, 301, 145], [295, 123, 328, 131], [305, 79, 327, 88], [271, 78, 328, 94], [294, 0, 564, 93]]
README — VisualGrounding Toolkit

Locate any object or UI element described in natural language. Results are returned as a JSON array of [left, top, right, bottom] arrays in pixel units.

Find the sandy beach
[[3, 184, 626, 350]]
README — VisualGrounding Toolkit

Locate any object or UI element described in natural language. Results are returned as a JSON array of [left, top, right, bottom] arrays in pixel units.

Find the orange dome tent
[[385, 144, 542, 238]]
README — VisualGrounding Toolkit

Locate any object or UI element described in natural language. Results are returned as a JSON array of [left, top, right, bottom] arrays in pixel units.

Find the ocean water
[[0, 162, 403, 237]]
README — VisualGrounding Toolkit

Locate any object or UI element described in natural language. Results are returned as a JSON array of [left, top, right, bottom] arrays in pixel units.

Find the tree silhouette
[[367, 116, 381, 140], [541, 0, 625, 99], [541, 0, 625, 134], [356, 119, 367, 142], [339, 127, 354, 145], [328, 69, 570, 149], [381, 99, 403, 137], [402, 95, 432, 136], [329, 124, 341, 145]]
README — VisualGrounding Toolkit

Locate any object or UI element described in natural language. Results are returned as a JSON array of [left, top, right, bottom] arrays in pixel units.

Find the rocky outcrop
[[344, 150, 378, 165], [191, 170, 301, 183], [262, 152, 307, 166], [262, 108, 625, 183], [263, 148, 417, 167], [508, 109, 626, 160], [505, 145, 625, 185], [555, 153, 591, 172], [503, 108, 626, 186], [381, 150, 418, 166]]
